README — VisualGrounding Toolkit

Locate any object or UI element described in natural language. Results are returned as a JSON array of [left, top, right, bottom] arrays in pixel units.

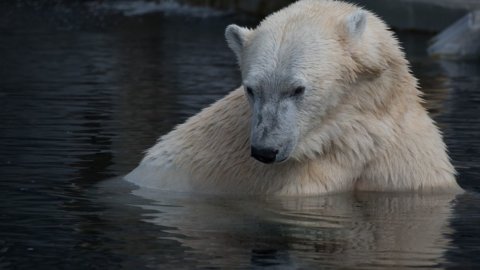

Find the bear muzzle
[[251, 146, 279, 164]]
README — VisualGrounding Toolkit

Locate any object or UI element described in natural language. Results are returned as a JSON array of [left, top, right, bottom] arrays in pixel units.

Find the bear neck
[[295, 58, 422, 166]]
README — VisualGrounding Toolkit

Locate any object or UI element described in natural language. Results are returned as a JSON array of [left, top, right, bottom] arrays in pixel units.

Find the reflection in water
[[0, 1, 479, 269], [99, 182, 458, 269]]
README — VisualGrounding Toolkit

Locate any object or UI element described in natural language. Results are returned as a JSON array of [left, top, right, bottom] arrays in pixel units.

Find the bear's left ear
[[343, 9, 367, 42], [342, 10, 386, 77], [225, 24, 251, 62]]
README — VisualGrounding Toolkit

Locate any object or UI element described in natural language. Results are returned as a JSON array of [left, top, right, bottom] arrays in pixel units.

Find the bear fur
[[126, 0, 462, 195]]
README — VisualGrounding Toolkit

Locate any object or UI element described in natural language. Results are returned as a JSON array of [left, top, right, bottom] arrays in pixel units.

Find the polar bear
[[125, 0, 462, 195]]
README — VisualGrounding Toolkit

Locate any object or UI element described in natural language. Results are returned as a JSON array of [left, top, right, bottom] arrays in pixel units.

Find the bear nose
[[251, 146, 278, 164]]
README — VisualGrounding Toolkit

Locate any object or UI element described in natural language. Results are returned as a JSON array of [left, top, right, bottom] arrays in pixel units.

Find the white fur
[[345, 10, 367, 40], [125, 0, 462, 195], [225, 24, 251, 63]]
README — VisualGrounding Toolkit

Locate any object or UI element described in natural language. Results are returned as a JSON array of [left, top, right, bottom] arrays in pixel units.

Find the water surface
[[0, 1, 479, 269]]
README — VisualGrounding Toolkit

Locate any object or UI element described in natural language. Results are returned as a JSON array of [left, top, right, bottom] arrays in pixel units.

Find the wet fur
[[126, 0, 462, 195]]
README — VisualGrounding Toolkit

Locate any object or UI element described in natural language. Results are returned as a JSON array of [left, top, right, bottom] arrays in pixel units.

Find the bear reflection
[[132, 188, 457, 269]]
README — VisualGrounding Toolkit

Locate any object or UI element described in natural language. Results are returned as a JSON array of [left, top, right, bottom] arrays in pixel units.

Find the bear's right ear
[[225, 24, 251, 61]]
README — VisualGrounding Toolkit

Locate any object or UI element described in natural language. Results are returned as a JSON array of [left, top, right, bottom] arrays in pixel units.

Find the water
[[1, 1, 479, 269]]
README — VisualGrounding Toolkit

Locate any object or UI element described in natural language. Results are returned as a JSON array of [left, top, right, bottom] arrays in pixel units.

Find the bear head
[[225, 0, 399, 164]]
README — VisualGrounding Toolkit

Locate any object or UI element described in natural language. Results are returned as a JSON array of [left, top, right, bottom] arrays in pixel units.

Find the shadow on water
[[0, 1, 479, 269]]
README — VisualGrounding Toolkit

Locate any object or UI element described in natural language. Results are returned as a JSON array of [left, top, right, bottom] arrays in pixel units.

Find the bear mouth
[[252, 157, 288, 164]]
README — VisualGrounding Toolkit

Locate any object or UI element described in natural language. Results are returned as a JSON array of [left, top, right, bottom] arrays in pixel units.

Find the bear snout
[[251, 146, 279, 164]]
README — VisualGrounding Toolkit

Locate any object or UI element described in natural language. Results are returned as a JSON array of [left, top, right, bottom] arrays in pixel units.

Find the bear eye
[[245, 87, 254, 97], [291, 86, 305, 97]]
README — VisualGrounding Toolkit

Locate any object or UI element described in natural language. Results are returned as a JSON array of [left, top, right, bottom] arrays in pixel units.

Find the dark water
[[1, 1, 479, 269]]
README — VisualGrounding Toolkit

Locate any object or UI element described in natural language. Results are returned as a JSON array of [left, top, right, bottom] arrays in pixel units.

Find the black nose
[[251, 147, 278, 164]]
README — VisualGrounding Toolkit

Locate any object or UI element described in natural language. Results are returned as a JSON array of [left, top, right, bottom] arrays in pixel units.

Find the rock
[[428, 10, 480, 60]]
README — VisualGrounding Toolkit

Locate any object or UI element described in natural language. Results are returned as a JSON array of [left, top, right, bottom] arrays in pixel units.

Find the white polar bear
[[126, 0, 462, 195]]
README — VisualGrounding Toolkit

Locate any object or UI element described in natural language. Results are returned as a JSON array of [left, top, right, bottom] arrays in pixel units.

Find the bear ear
[[225, 24, 251, 61], [342, 9, 386, 77], [343, 9, 367, 42]]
